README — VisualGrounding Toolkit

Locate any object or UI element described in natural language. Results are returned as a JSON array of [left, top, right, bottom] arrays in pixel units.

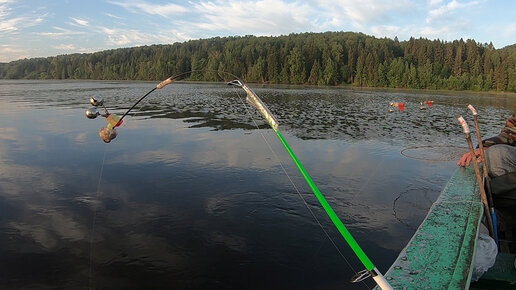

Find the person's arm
[[481, 117, 516, 147], [458, 115, 515, 167]]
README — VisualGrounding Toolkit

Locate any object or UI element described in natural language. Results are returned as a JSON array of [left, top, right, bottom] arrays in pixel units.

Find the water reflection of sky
[[0, 80, 514, 289]]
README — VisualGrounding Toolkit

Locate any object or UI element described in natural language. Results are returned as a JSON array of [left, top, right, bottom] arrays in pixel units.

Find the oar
[[232, 79, 393, 290], [457, 116, 495, 238], [467, 105, 499, 247]]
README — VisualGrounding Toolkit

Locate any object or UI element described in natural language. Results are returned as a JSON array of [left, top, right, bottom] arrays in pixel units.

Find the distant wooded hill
[[1, 32, 515, 92]]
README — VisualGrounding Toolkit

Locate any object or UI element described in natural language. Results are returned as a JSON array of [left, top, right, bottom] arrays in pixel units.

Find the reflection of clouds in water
[[0, 127, 19, 141], [10, 223, 58, 249], [0, 163, 60, 196], [74, 132, 88, 144], [109, 150, 182, 165], [10, 210, 86, 249], [0, 161, 88, 250], [205, 196, 230, 216], [188, 131, 277, 170], [207, 231, 247, 253], [92, 231, 187, 268], [118, 117, 280, 171], [0, 101, 32, 116]]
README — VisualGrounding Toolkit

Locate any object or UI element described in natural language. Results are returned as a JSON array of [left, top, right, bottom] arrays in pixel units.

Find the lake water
[[0, 80, 514, 289]]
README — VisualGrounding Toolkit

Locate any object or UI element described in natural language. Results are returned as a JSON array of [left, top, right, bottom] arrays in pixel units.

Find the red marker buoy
[[399, 102, 405, 111], [427, 100, 433, 107]]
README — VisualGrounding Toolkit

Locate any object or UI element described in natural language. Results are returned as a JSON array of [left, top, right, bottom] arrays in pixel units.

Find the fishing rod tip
[[467, 104, 478, 115], [227, 80, 242, 87], [457, 116, 470, 134]]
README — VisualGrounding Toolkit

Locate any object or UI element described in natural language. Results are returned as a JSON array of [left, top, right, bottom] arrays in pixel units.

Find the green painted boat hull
[[378, 167, 484, 289]]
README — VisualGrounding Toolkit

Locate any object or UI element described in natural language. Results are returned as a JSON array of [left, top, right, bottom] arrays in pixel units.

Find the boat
[[376, 167, 516, 289]]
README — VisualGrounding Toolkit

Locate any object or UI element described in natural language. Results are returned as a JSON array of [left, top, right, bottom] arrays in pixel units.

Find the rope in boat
[[230, 85, 372, 289]]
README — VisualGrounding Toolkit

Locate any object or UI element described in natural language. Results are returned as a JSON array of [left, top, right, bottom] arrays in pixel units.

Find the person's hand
[[457, 148, 483, 167]]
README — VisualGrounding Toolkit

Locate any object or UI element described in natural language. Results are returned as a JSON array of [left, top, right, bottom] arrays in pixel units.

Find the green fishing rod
[[229, 79, 392, 290], [85, 72, 392, 289]]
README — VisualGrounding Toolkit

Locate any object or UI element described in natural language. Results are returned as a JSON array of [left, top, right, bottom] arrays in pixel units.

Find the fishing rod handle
[[468, 104, 478, 116], [372, 268, 394, 290], [457, 116, 470, 134]]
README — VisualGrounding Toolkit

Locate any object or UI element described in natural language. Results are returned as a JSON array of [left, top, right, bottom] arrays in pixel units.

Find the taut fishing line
[[391, 184, 435, 231], [89, 148, 107, 289], [229, 85, 371, 289]]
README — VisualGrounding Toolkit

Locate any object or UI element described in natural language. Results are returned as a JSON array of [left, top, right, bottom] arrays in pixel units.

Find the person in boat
[[458, 104, 516, 177]]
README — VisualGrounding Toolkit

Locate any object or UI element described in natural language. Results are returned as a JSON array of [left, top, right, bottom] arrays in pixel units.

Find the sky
[[0, 0, 515, 63]]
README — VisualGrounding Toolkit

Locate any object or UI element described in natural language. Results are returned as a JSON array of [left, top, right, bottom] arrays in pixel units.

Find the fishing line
[[89, 147, 107, 290], [230, 85, 370, 288], [401, 145, 468, 161], [392, 184, 420, 231]]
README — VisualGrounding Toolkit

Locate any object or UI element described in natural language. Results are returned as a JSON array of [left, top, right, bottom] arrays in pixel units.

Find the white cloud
[[314, 0, 415, 28], [98, 25, 187, 46], [426, 0, 480, 24], [428, 0, 443, 6], [504, 22, 516, 37], [420, 19, 471, 40], [190, 0, 315, 35], [100, 27, 147, 46], [39, 26, 85, 37], [70, 17, 89, 27], [0, 45, 29, 62], [105, 12, 124, 20], [109, 0, 188, 18], [53, 43, 77, 50], [0, 15, 22, 32], [0, 1, 45, 34], [370, 25, 408, 39]]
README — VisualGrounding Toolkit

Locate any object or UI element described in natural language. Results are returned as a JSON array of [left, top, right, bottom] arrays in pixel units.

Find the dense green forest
[[1, 32, 515, 92]]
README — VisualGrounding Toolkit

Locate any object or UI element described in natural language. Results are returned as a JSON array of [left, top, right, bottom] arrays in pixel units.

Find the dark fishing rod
[[84, 71, 393, 289], [84, 70, 238, 143], [467, 104, 499, 247]]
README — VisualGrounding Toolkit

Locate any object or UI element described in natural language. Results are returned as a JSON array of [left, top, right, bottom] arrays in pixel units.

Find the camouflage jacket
[[482, 115, 516, 147]]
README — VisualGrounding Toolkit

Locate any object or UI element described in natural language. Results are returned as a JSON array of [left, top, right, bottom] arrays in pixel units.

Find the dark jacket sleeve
[[482, 117, 516, 148]]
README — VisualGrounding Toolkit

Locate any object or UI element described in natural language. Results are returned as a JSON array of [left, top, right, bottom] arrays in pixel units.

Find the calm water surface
[[0, 80, 514, 289]]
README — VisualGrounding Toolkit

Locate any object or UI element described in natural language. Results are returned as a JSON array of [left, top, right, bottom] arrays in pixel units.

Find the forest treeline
[[1, 32, 515, 92]]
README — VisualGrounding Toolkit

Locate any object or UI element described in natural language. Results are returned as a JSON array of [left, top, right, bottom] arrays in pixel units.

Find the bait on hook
[[85, 95, 122, 143]]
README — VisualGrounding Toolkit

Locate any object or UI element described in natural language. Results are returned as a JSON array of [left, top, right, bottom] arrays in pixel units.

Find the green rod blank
[[274, 129, 375, 271]]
